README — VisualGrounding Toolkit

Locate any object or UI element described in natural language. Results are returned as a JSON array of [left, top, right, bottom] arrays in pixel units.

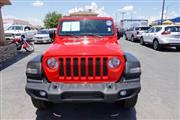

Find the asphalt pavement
[[0, 38, 179, 120]]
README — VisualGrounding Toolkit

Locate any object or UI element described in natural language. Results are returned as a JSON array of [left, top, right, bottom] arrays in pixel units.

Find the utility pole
[[161, 0, 165, 25]]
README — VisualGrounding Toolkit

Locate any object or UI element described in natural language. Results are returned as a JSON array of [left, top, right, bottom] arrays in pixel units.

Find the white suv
[[140, 25, 180, 50], [125, 26, 150, 42]]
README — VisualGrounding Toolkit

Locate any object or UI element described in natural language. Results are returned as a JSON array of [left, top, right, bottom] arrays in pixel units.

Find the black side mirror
[[49, 31, 56, 41], [117, 31, 123, 40]]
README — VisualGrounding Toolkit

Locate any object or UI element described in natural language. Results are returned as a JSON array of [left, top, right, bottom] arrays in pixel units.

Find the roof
[[0, 0, 11, 5]]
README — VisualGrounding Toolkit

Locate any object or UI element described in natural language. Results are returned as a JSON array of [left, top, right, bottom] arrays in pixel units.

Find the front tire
[[153, 40, 161, 50], [31, 98, 51, 110], [176, 47, 180, 51], [131, 36, 135, 42], [120, 95, 138, 109], [140, 37, 144, 45]]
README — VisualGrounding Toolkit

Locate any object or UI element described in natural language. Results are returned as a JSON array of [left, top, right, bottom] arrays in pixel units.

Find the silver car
[[34, 30, 52, 44], [140, 25, 180, 50]]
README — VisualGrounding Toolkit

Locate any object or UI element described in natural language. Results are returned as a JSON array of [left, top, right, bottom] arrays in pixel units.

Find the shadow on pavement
[[36, 103, 136, 120], [0, 51, 32, 71]]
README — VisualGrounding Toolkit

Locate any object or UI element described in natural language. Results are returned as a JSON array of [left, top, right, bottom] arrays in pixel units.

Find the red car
[[25, 16, 141, 109]]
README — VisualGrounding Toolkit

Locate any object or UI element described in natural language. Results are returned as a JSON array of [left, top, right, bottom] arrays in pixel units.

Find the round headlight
[[108, 57, 121, 69], [47, 57, 58, 69]]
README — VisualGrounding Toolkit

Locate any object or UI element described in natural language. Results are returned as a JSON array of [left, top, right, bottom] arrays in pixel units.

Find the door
[[143, 27, 155, 43]]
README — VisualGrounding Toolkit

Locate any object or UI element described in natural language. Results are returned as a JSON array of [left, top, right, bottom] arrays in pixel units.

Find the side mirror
[[49, 31, 56, 41], [117, 31, 123, 40]]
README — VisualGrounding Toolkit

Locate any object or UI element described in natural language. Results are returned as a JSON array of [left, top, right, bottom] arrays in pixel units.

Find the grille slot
[[88, 58, 93, 76], [103, 58, 108, 76], [59, 58, 64, 76], [73, 58, 79, 76], [66, 58, 71, 76], [81, 58, 86, 76], [96, 58, 101, 76]]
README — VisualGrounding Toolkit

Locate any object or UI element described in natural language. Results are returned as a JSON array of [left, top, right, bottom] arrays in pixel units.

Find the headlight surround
[[108, 57, 121, 69], [47, 57, 58, 69]]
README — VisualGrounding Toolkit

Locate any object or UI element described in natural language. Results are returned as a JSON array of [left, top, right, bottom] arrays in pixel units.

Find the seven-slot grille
[[59, 57, 108, 80]]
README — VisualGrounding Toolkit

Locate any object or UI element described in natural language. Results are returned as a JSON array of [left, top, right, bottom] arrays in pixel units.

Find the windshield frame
[[58, 19, 115, 36]]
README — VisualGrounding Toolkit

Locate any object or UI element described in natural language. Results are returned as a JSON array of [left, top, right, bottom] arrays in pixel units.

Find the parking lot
[[0, 37, 179, 120]]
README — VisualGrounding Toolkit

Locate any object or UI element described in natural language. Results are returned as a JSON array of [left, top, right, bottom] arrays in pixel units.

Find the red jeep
[[25, 16, 141, 109]]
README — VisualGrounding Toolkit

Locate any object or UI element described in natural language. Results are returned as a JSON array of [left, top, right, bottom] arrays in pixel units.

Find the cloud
[[68, 2, 109, 17], [119, 5, 134, 12], [32, 0, 44, 7]]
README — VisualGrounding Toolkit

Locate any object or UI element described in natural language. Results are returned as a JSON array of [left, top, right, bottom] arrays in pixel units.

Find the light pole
[[161, 0, 165, 25]]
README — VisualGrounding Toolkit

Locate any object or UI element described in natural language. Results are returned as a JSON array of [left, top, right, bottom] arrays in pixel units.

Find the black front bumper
[[26, 78, 141, 103]]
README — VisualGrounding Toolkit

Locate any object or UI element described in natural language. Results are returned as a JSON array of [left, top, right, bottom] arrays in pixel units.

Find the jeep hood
[[44, 42, 124, 57]]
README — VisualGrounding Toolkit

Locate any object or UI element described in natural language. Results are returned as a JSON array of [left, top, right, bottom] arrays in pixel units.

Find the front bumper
[[26, 78, 141, 103], [34, 38, 51, 43]]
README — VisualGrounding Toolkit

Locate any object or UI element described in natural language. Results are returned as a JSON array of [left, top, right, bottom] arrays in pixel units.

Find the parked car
[[125, 26, 150, 42], [25, 16, 141, 110], [34, 30, 52, 44], [140, 25, 180, 50], [5, 25, 37, 41]]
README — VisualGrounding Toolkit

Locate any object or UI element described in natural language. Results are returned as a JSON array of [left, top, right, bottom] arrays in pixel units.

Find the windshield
[[59, 20, 114, 36], [38, 30, 49, 34], [8, 26, 23, 30]]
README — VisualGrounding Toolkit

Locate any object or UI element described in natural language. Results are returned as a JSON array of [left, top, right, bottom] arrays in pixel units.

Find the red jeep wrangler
[[26, 16, 141, 109]]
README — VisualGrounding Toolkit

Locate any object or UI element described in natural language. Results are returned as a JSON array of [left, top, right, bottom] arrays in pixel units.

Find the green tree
[[44, 11, 62, 28]]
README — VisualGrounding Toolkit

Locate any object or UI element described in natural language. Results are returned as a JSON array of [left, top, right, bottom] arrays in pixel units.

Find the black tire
[[131, 36, 135, 42], [121, 95, 138, 109], [140, 37, 144, 45], [176, 47, 180, 51], [31, 98, 51, 110], [125, 34, 128, 40], [153, 40, 161, 50]]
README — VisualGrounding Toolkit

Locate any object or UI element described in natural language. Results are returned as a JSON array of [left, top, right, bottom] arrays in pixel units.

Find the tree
[[44, 11, 62, 28]]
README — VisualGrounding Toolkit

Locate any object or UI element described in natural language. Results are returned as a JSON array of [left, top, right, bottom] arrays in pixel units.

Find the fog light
[[39, 91, 46, 96], [120, 90, 127, 96]]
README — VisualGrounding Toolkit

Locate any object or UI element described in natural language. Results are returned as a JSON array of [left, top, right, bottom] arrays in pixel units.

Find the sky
[[2, 0, 180, 26]]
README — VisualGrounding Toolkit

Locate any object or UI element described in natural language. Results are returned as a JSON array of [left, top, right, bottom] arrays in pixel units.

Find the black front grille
[[59, 57, 108, 78]]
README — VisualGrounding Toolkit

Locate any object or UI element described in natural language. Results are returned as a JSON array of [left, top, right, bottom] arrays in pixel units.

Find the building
[[3, 18, 31, 30], [151, 17, 180, 25], [0, 0, 11, 44]]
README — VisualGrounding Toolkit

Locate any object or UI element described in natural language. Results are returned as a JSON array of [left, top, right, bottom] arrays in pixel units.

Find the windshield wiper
[[63, 34, 79, 38], [81, 33, 103, 38]]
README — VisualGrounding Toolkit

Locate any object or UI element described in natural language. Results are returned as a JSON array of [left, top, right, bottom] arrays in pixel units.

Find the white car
[[140, 25, 180, 50], [5, 25, 37, 41], [125, 26, 150, 42], [34, 30, 52, 44]]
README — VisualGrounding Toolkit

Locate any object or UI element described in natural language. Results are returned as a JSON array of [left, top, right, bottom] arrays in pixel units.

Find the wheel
[[25, 42, 34, 52], [153, 40, 161, 50], [119, 95, 138, 109], [125, 34, 128, 40], [140, 37, 144, 45], [176, 47, 180, 51], [31, 98, 51, 110], [131, 36, 135, 42]]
